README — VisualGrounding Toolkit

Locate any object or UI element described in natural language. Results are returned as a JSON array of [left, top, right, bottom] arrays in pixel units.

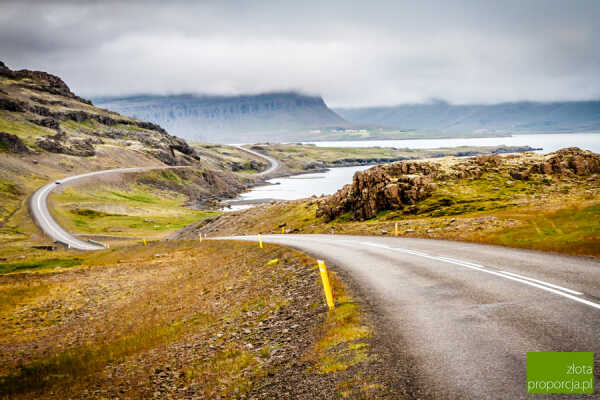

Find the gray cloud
[[1, 0, 599, 107]]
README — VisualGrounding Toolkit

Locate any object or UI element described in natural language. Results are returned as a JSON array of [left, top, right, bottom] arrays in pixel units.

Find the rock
[[316, 160, 439, 221], [531, 147, 600, 176], [35, 132, 95, 156], [0, 131, 31, 153], [0, 98, 26, 112], [404, 229, 415, 233], [510, 169, 530, 180], [381, 229, 388, 235]]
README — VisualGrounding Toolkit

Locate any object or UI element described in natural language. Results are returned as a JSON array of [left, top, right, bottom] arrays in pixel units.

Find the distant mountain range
[[93, 92, 349, 143], [335, 100, 600, 133]]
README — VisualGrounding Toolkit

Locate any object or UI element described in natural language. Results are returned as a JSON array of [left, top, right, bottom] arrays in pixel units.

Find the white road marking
[[357, 241, 600, 310], [497, 270, 583, 296]]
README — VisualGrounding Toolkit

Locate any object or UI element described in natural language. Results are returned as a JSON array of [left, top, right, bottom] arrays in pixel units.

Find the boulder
[[531, 147, 600, 176], [0, 132, 31, 153]]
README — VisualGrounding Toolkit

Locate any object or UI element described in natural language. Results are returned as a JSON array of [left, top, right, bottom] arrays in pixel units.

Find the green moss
[[0, 114, 54, 143], [0, 258, 82, 274], [491, 204, 600, 254], [70, 208, 122, 218]]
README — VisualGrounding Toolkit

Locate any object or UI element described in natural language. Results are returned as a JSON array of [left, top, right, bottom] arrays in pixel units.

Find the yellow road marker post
[[143, 239, 147, 246], [258, 234, 263, 249], [281, 226, 285, 234], [394, 222, 399, 237], [199, 233, 202, 242], [317, 260, 335, 310]]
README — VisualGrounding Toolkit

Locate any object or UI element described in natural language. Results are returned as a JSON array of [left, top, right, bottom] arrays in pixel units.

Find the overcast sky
[[1, 0, 599, 107]]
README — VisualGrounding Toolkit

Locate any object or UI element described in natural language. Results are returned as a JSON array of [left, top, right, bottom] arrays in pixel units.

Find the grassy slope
[[0, 240, 390, 399], [49, 182, 219, 238]]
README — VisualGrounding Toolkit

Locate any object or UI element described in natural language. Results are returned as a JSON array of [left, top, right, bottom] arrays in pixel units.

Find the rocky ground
[[0, 240, 397, 399]]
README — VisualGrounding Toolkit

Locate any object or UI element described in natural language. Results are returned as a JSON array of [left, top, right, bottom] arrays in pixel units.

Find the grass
[[0, 258, 82, 274], [49, 184, 219, 238], [0, 241, 303, 397], [309, 270, 372, 374], [0, 113, 54, 144], [183, 344, 265, 396], [470, 202, 600, 255]]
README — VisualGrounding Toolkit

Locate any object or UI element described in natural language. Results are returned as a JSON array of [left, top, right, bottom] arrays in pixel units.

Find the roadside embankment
[[0, 240, 396, 399]]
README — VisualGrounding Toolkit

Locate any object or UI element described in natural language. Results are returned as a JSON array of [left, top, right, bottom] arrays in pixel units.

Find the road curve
[[218, 234, 600, 399], [233, 145, 281, 176], [30, 166, 189, 251]]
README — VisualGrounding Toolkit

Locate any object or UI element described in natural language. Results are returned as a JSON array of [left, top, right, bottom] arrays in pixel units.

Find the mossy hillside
[[0, 113, 55, 145]]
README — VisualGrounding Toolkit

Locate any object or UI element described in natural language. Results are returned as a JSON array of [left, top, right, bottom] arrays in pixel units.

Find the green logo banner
[[527, 352, 594, 394]]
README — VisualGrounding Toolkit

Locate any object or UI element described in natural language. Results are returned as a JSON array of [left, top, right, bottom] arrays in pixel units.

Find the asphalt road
[[30, 166, 189, 251], [219, 234, 600, 399], [234, 145, 281, 176]]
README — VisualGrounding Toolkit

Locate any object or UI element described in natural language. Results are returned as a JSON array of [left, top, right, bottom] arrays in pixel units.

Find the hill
[[0, 61, 268, 252], [93, 92, 349, 143], [335, 100, 600, 133]]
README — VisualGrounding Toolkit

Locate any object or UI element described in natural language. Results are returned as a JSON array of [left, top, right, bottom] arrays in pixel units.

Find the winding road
[[221, 234, 600, 399], [233, 144, 281, 176], [30, 166, 189, 250]]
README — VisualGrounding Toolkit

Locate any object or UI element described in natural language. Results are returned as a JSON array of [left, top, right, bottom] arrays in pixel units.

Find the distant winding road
[[234, 144, 281, 176], [220, 234, 600, 399], [30, 166, 189, 250]]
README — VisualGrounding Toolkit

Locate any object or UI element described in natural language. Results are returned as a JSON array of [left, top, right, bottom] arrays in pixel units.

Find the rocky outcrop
[[0, 132, 31, 153], [317, 147, 600, 221], [317, 161, 439, 221], [531, 147, 600, 177], [0, 61, 92, 105], [36, 132, 96, 157]]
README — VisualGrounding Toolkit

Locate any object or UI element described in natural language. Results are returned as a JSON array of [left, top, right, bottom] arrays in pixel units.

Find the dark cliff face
[[93, 92, 349, 143]]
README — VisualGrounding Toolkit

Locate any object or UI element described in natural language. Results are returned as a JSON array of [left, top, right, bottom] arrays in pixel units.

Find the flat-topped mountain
[[93, 92, 349, 143], [336, 100, 600, 133]]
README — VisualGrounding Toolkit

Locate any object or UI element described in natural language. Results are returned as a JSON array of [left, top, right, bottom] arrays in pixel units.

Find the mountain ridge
[[335, 100, 600, 133], [93, 92, 349, 143]]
